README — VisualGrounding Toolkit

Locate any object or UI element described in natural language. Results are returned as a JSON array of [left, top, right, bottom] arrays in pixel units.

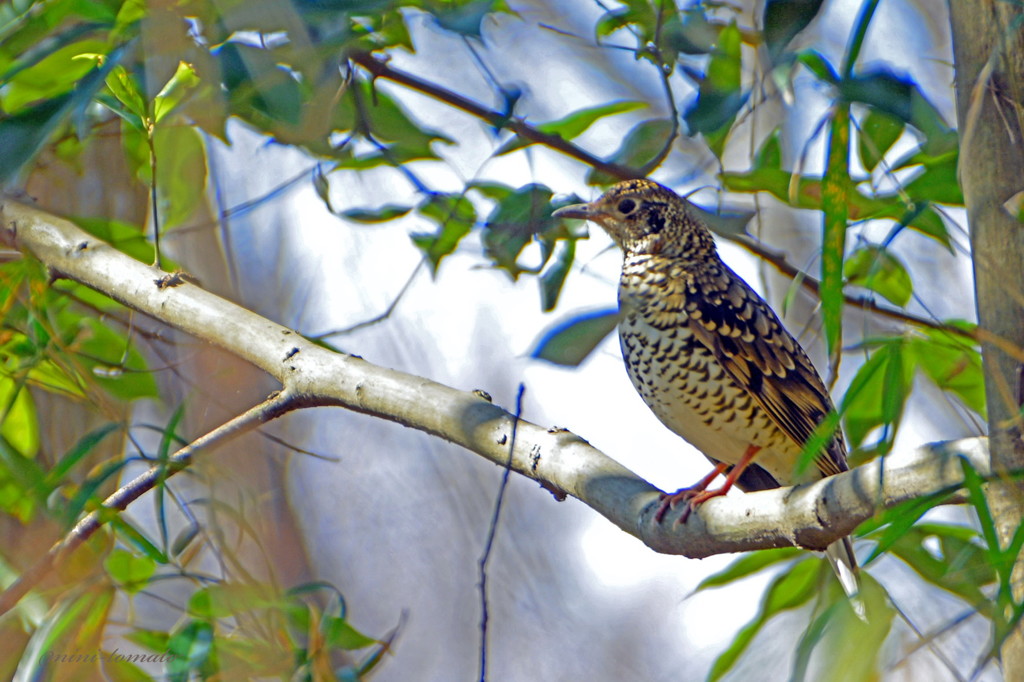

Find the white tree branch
[[0, 200, 990, 574]]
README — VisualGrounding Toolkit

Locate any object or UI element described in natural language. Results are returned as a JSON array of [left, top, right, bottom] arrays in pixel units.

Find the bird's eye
[[617, 198, 637, 214]]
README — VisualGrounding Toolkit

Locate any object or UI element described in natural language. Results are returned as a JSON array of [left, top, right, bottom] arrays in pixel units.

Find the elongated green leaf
[[763, 0, 826, 63], [496, 101, 644, 155], [838, 69, 955, 153], [539, 239, 575, 311], [531, 308, 620, 366], [411, 193, 477, 274], [105, 64, 148, 122], [695, 548, 804, 591], [843, 245, 913, 306], [820, 105, 850, 363], [45, 422, 121, 486], [0, 375, 38, 458], [586, 119, 675, 185], [153, 61, 199, 123], [709, 559, 818, 681], [104, 549, 156, 593], [3, 38, 110, 113], [857, 108, 903, 171], [908, 330, 985, 416], [324, 616, 378, 650], [152, 124, 208, 230], [341, 205, 412, 223], [167, 620, 217, 679], [840, 338, 914, 450], [684, 21, 745, 157], [482, 184, 558, 277]]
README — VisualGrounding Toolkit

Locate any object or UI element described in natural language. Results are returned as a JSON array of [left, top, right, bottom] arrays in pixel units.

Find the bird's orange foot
[[654, 485, 731, 525]]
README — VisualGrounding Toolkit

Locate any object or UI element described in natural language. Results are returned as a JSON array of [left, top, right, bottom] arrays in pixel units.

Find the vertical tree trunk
[[949, 2, 1024, 676]]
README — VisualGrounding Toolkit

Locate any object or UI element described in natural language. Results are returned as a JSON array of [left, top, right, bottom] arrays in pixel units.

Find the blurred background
[[0, 1, 997, 680]]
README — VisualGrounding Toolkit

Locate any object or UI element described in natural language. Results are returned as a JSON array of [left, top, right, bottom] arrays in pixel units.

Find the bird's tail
[[825, 537, 865, 620]]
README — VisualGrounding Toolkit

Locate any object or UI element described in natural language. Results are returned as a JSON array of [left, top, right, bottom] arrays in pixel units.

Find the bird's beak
[[553, 201, 607, 222]]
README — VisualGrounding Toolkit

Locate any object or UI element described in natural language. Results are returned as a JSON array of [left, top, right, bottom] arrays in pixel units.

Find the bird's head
[[554, 179, 714, 260]]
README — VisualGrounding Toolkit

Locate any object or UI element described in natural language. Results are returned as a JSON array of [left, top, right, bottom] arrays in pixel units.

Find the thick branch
[[0, 201, 992, 611]]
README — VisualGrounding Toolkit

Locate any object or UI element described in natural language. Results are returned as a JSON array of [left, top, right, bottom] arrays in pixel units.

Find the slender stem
[[0, 391, 296, 617], [841, 0, 881, 78]]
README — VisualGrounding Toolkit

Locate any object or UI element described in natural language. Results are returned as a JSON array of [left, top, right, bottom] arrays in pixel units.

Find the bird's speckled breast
[[617, 253, 799, 472]]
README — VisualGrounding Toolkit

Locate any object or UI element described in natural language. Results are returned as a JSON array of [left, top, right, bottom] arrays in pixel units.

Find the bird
[[553, 178, 859, 600]]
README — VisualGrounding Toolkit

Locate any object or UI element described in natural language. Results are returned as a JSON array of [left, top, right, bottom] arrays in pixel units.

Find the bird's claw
[[654, 488, 699, 525], [654, 487, 728, 525]]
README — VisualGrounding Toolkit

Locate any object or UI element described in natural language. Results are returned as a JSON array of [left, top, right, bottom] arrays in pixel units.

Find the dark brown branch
[[348, 50, 644, 181]]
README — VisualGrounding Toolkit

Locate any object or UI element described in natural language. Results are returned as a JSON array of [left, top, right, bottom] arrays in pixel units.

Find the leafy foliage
[[0, 0, 999, 680]]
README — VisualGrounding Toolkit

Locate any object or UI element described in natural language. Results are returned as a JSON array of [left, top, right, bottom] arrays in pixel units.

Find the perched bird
[[553, 179, 858, 599]]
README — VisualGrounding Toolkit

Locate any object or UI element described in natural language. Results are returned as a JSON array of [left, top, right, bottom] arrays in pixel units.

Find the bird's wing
[[685, 265, 848, 479]]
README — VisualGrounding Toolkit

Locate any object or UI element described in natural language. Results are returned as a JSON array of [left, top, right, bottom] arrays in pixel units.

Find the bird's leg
[[653, 461, 728, 524], [655, 445, 762, 525]]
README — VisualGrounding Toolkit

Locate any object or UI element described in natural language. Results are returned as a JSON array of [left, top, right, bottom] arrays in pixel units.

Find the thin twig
[[0, 391, 296, 617], [348, 51, 644, 181], [344, 50, 1014, 355], [478, 384, 525, 682]]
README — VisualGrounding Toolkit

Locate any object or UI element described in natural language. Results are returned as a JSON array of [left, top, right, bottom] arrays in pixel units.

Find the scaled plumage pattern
[[554, 179, 858, 599]]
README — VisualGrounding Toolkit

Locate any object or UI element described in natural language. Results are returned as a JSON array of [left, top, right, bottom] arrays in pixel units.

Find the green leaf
[[104, 549, 156, 593], [323, 616, 378, 650], [662, 9, 719, 55], [495, 101, 644, 155], [857, 108, 904, 172], [110, 517, 170, 564], [902, 151, 963, 205], [539, 239, 575, 311], [341, 205, 412, 223], [104, 64, 148, 122], [153, 61, 200, 123], [313, 165, 334, 213], [908, 329, 985, 416], [77, 318, 160, 401], [763, 0, 826, 63], [73, 217, 157, 263], [792, 577, 894, 682], [796, 49, 839, 83], [0, 431, 48, 521], [838, 69, 955, 154], [427, 0, 511, 38], [0, 375, 39, 458], [695, 548, 804, 590], [709, 558, 818, 681], [2, 38, 110, 113], [15, 589, 112, 679], [586, 119, 675, 185], [217, 41, 303, 126], [884, 522, 991, 606], [167, 620, 217, 679], [821, 105, 851, 361], [45, 422, 121, 486], [684, 21, 746, 157], [843, 245, 913, 306], [841, 338, 914, 450], [411, 193, 477, 274], [188, 583, 274, 619], [754, 129, 783, 170], [861, 491, 951, 564], [531, 309, 619, 366], [152, 124, 208, 230], [482, 184, 557, 277]]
